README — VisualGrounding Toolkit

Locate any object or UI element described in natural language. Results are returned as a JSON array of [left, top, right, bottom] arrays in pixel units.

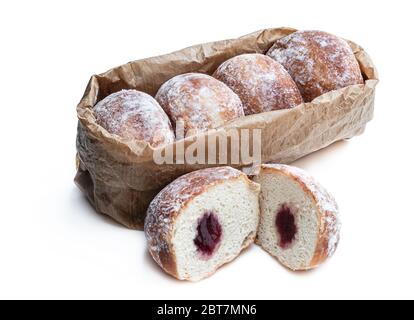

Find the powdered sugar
[[267, 30, 364, 102], [144, 167, 245, 266], [93, 89, 175, 147], [261, 164, 341, 258], [155, 73, 244, 138], [325, 214, 341, 257], [213, 53, 303, 115]]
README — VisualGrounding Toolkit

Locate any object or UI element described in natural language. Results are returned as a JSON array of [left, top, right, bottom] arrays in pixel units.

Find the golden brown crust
[[310, 211, 340, 268], [213, 54, 303, 115], [144, 166, 258, 280], [259, 164, 340, 270], [267, 30, 364, 102], [93, 90, 175, 147], [155, 73, 244, 137]]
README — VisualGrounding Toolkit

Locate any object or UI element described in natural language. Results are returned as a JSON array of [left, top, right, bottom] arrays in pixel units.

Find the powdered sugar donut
[[267, 30, 364, 102], [155, 73, 244, 138], [93, 89, 175, 147], [144, 167, 260, 281], [213, 53, 303, 115], [253, 164, 340, 271]]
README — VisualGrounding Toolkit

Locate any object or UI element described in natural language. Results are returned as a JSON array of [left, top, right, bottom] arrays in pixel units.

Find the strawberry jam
[[276, 204, 297, 249], [194, 212, 222, 257]]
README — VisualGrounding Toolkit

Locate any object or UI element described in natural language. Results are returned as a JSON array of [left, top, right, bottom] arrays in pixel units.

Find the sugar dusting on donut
[[155, 73, 244, 137], [144, 167, 244, 265], [93, 90, 175, 147], [267, 30, 364, 102], [213, 54, 303, 115], [261, 164, 341, 257]]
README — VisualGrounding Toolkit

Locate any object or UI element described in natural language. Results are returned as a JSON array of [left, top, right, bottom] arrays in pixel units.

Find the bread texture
[[267, 30, 364, 102], [253, 164, 340, 271], [213, 53, 303, 115], [144, 167, 260, 281], [93, 89, 175, 147], [155, 73, 244, 138]]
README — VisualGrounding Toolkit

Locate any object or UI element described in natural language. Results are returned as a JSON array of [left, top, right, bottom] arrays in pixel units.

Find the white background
[[0, 0, 413, 300]]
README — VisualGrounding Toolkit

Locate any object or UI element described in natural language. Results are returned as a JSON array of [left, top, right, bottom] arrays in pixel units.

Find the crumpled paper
[[75, 27, 379, 230]]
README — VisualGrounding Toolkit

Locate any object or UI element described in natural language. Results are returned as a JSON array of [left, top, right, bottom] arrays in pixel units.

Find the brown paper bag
[[75, 27, 379, 230]]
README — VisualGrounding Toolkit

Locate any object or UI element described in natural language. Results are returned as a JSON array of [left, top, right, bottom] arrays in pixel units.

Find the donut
[[93, 89, 174, 147], [267, 30, 364, 102], [213, 53, 303, 115], [144, 167, 260, 281], [253, 164, 341, 271], [155, 73, 244, 138]]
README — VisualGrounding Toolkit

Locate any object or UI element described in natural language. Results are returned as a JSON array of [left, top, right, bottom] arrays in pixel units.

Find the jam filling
[[194, 212, 222, 257], [275, 204, 297, 249]]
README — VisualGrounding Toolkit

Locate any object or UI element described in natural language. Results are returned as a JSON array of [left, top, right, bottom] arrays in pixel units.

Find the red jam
[[275, 204, 297, 249], [194, 212, 222, 257]]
